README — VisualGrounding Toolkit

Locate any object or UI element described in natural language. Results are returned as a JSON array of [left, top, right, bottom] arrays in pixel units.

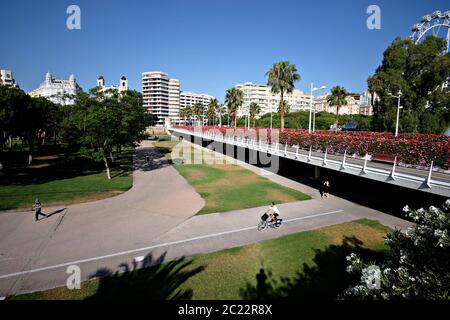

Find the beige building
[[235, 82, 311, 117], [179, 91, 214, 125], [314, 92, 374, 116]]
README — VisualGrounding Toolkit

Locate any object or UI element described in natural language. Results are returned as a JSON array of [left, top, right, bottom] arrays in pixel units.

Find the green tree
[[327, 86, 349, 128], [193, 103, 204, 126], [368, 36, 450, 134], [266, 61, 300, 131], [207, 99, 219, 125], [225, 88, 243, 128], [277, 100, 290, 115], [61, 89, 151, 179], [249, 102, 261, 128], [216, 103, 226, 127]]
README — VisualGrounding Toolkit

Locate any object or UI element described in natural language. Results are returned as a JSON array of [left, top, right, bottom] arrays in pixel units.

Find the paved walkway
[[0, 140, 411, 297], [0, 141, 204, 296]]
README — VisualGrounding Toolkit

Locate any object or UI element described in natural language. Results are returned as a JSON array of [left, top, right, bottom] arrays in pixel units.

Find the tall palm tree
[[184, 105, 193, 125], [217, 104, 226, 127], [249, 102, 261, 128], [327, 86, 349, 129], [225, 88, 243, 128], [206, 103, 216, 125], [193, 102, 205, 126], [178, 108, 187, 125], [277, 100, 290, 115], [207, 98, 219, 125], [266, 61, 300, 131]]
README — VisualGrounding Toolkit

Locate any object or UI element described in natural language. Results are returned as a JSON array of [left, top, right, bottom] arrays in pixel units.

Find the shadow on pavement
[[86, 252, 205, 300], [134, 147, 172, 172], [44, 208, 67, 218]]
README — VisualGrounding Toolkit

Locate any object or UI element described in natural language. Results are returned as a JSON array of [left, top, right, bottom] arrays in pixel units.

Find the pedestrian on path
[[321, 179, 331, 198], [33, 198, 47, 221]]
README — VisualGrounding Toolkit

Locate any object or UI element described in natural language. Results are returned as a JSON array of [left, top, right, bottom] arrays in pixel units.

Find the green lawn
[[0, 148, 133, 211], [153, 139, 311, 214], [13, 219, 391, 300]]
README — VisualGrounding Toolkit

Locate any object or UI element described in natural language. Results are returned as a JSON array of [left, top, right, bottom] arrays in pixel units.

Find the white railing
[[170, 127, 450, 197]]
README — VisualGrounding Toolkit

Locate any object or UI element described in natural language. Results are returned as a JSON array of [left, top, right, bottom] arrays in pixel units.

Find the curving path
[[0, 141, 204, 296]]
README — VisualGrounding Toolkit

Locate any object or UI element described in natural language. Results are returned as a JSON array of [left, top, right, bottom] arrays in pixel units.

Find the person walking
[[321, 179, 331, 198], [33, 198, 47, 221]]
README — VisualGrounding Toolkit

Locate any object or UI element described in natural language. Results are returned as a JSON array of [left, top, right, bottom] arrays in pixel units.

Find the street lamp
[[309, 83, 326, 133], [389, 90, 403, 137]]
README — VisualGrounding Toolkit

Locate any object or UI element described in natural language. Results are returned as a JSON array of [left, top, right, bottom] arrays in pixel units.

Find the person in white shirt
[[268, 202, 280, 224]]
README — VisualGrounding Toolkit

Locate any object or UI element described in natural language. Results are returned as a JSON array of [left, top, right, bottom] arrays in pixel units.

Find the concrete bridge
[[169, 127, 450, 198]]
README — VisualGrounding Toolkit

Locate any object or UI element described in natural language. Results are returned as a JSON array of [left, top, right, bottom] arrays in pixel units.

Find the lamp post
[[308, 83, 326, 133], [389, 90, 403, 137]]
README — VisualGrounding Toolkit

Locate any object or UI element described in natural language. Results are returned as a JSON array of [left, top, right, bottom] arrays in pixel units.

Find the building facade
[[29, 72, 82, 105], [0, 70, 18, 88], [234, 82, 311, 117], [96, 76, 128, 94], [179, 91, 214, 124], [142, 72, 172, 126], [314, 91, 375, 116], [142, 71, 214, 126]]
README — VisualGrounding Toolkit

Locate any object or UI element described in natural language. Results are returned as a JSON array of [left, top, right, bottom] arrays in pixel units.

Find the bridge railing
[[170, 127, 450, 197]]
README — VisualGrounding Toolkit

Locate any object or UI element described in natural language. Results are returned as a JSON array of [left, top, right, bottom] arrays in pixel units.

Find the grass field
[[0, 147, 133, 211], [13, 219, 391, 300], [153, 138, 311, 214]]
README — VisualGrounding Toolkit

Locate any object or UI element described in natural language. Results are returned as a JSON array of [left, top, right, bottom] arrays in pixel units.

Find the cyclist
[[268, 202, 280, 224]]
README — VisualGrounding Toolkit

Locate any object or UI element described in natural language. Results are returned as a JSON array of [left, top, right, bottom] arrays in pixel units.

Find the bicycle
[[257, 213, 283, 231]]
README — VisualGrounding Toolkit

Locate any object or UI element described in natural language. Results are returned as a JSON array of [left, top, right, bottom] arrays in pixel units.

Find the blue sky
[[0, 0, 448, 101]]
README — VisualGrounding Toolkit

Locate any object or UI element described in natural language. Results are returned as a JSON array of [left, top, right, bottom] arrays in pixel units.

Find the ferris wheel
[[411, 10, 450, 54]]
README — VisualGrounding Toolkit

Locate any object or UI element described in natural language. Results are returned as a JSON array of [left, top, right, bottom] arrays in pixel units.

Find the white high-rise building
[[168, 79, 180, 122], [179, 91, 214, 125], [29, 72, 82, 105], [0, 70, 18, 88], [142, 71, 215, 126], [234, 82, 311, 117], [142, 72, 172, 126]]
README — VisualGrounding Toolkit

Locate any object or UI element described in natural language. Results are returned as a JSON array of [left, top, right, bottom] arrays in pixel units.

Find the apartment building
[[179, 91, 214, 124], [142, 72, 177, 126], [234, 82, 311, 117]]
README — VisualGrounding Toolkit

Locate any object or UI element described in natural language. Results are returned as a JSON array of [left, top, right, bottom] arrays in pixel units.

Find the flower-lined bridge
[[169, 126, 450, 198]]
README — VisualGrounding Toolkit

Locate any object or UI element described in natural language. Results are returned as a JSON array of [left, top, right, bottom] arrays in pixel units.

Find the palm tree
[[193, 103, 204, 126], [216, 104, 226, 127], [327, 86, 349, 129], [206, 103, 216, 125], [207, 98, 219, 125], [277, 100, 290, 115], [184, 105, 193, 125], [249, 102, 261, 128], [225, 88, 243, 128], [178, 108, 187, 125], [266, 61, 300, 131]]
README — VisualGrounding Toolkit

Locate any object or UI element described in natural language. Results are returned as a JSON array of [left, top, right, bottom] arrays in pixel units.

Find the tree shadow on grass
[[86, 252, 205, 300], [240, 236, 388, 300], [0, 150, 134, 186]]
